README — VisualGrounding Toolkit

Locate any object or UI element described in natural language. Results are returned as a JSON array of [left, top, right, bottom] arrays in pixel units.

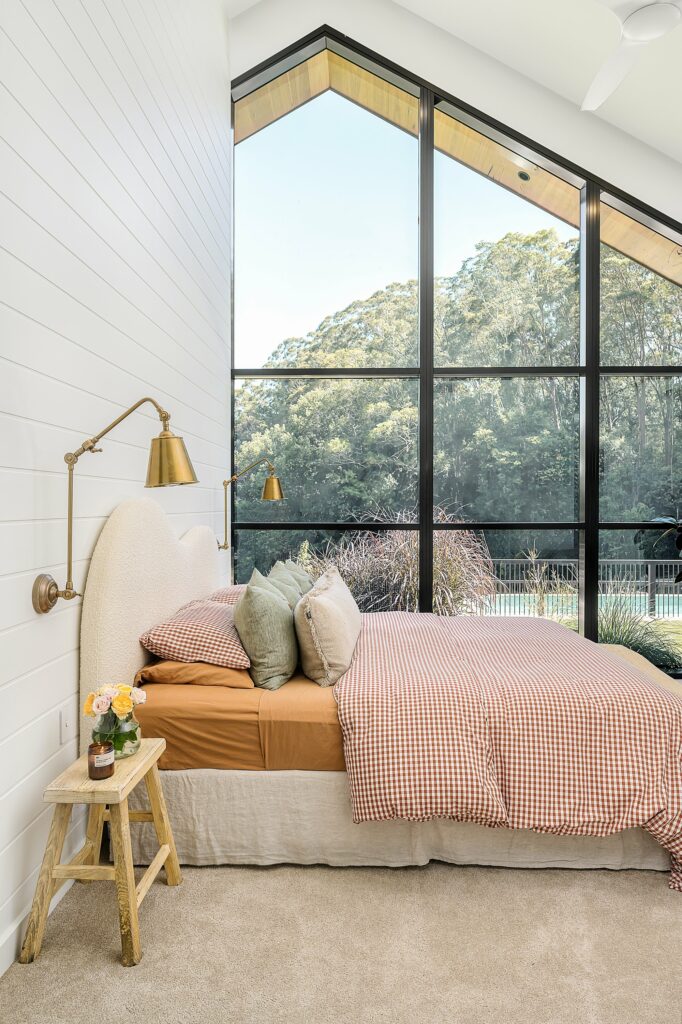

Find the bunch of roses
[[83, 683, 147, 719]]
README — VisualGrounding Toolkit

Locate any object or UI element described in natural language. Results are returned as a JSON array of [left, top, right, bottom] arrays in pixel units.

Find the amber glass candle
[[88, 741, 115, 780]]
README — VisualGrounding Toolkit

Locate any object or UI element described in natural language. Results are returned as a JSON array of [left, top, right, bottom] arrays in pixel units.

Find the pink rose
[[131, 687, 147, 705], [91, 694, 111, 716]]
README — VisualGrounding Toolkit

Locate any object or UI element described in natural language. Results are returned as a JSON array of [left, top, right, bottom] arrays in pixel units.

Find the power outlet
[[60, 709, 75, 745]]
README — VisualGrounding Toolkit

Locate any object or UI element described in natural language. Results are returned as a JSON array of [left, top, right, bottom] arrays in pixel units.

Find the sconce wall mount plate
[[32, 574, 60, 614]]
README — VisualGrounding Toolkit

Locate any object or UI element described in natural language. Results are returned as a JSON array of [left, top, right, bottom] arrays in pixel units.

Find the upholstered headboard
[[79, 499, 220, 752]]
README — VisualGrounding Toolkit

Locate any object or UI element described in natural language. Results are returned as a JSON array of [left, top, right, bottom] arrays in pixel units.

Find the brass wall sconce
[[218, 457, 283, 550], [32, 397, 198, 614]]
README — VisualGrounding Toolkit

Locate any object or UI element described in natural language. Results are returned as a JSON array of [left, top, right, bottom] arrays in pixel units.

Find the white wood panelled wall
[[0, 0, 231, 974]]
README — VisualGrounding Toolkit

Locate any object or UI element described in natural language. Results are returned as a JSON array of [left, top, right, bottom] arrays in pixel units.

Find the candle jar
[[88, 741, 115, 780]]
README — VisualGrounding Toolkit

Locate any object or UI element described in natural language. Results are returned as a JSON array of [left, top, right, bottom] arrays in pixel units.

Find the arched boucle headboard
[[79, 499, 220, 752]]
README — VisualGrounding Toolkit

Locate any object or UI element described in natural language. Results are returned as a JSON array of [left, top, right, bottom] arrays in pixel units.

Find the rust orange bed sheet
[[135, 673, 345, 772]]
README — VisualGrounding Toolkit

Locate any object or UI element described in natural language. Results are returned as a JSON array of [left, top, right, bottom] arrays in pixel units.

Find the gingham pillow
[[139, 601, 250, 669], [208, 584, 247, 605]]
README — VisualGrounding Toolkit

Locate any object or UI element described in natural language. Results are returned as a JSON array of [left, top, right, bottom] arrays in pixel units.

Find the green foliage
[[436, 230, 580, 366], [91, 710, 139, 751], [235, 377, 419, 530], [597, 599, 682, 671], [235, 228, 681, 569], [268, 281, 419, 369]]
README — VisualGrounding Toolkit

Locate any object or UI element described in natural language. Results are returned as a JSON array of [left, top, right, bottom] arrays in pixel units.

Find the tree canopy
[[234, 228, 681, 575]]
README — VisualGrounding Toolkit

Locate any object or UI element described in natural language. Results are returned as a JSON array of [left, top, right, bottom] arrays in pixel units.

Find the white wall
[[0, 0, 231, 975], [230, 0, 682, 225]]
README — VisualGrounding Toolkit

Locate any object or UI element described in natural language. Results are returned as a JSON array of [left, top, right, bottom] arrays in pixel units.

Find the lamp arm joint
[[232, 456, 275, 482], [70, 397, 171, 463]]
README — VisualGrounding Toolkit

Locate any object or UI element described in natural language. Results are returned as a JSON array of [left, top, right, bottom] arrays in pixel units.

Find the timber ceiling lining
[[234, 51, 682, 289]]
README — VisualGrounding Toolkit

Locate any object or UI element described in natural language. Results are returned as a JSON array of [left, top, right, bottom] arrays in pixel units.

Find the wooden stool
[[19, 738, 181, 967]]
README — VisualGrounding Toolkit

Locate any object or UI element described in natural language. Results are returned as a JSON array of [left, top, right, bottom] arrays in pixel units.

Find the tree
[[234, 229, 680, 575]]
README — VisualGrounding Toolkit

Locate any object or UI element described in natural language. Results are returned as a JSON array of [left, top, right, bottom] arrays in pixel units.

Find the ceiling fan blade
[[581, 38, 643, 110], [598, 0, 682, 16], [595, 0, 648, 18]]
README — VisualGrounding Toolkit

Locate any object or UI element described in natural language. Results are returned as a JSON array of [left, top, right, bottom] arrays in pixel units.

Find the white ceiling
[[227, 0, 682, 167], [393, 0, 682, 164]]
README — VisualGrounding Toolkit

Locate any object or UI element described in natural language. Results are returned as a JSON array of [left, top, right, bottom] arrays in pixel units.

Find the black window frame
[[230, 26, 682, 640]]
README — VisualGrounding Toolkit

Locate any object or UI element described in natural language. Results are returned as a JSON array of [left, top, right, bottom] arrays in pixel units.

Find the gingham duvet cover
[[334, 613, 682, 890]]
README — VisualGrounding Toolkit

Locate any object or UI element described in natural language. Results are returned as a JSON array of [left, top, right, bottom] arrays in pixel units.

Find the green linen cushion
[[267, 563, 304, 609], [233, 569, 298, 690], [283, 559, 314, 594]]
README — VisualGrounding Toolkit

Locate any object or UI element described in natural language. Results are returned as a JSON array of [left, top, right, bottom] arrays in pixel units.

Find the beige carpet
[[2, 864, 681, 1024]]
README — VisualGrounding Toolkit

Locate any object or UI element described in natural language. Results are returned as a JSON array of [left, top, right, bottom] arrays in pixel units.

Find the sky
[[234, 91, 578, 367]]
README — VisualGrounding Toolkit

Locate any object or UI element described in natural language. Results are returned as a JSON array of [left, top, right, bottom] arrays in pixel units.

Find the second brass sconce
[[218, 457, 283, 550]]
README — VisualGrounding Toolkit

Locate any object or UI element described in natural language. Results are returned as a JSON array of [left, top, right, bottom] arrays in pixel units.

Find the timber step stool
[[19, 738, 181, 967]]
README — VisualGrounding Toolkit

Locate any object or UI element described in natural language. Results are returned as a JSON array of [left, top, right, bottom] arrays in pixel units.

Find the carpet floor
[[1, 864, 680, 1024]]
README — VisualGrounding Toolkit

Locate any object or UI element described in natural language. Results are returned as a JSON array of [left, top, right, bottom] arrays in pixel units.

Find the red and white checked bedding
[[209, 585, 247, 605], [334, 613, 682, 890], [139, 600, 250, 669]]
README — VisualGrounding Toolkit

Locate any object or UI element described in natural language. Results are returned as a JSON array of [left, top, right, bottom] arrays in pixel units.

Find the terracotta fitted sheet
[[135, 672, 344, 772]]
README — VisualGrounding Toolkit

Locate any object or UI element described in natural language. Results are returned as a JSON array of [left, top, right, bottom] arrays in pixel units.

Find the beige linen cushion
[[234, 570, 298, 690], [294, 567, 361, 686]]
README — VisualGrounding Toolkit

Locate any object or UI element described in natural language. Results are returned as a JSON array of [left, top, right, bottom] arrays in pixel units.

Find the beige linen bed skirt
[[128, 768, 669, 871]]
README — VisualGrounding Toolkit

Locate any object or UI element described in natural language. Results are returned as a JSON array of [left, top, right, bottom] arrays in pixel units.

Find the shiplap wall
[[0, 0, 231, 974]]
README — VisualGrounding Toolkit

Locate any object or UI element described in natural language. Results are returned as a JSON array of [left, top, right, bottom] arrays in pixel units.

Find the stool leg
[[109, 800, 141, 966], [145, 764, 182, 886], [80, 805, 106, 882], [19, 803, 72, 963]]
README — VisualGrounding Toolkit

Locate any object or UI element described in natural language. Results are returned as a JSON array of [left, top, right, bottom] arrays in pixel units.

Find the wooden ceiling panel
[[234, 51, 329, 144], [434, 109, 579, 229], [326, 51, 418, 136], [235, 51, 682, 289], [601, 204, 682, 287]]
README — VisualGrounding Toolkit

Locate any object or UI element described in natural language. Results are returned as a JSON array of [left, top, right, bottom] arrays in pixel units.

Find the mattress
[[135, 672, 345, 771], [135, 643, 679, 775]]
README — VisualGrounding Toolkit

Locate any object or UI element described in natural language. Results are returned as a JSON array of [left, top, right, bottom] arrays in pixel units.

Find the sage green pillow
[[233, 570, 298, 690], [283, 559, 314, 594], [267, 563, 303, 609]]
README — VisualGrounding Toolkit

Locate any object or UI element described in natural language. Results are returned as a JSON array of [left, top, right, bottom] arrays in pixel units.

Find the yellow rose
[[116, 685, 133, 695], [111, 693, 134, 719], [83, 692, 95, 717]]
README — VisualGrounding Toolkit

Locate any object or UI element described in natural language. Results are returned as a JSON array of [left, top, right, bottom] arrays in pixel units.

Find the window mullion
[[418, 87, 435, 612], [579, 181, 601, 640]]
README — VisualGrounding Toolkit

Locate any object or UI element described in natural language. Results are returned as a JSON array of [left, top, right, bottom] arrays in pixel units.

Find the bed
[[79, 499, 678, 876]]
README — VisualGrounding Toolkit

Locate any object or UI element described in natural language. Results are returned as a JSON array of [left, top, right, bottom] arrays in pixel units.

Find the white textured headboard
[[79, 499, 220, 752]]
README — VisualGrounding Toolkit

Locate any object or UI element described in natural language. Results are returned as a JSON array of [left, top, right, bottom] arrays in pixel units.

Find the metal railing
[[489, 558, 681, 619]]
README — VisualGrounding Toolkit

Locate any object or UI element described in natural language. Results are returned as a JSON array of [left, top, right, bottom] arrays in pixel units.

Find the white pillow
[[294, 567, 361, 686]]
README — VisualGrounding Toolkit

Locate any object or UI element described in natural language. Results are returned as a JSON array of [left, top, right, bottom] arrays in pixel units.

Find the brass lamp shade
[[146, 430, 198, 487], [261, 473, 284, 501]]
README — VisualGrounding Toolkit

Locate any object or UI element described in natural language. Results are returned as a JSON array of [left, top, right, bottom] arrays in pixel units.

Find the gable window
[[232, 35, 682, 639]]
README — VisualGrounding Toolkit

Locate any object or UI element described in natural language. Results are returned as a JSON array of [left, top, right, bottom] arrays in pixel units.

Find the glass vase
[[92, 710, 142, 760]]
